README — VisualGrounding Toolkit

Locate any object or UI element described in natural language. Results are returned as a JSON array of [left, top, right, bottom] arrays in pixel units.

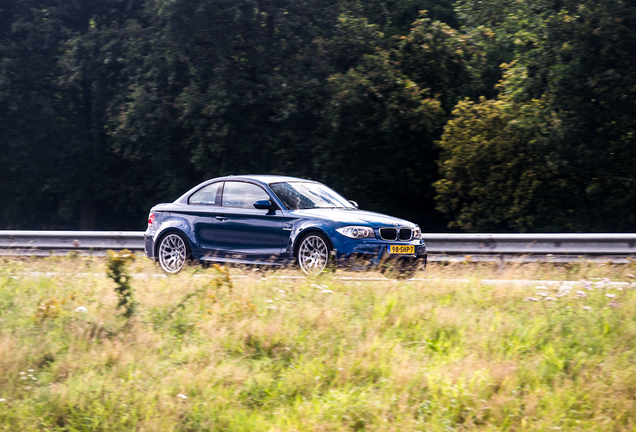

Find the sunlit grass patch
[[0, 257, 636, 430]]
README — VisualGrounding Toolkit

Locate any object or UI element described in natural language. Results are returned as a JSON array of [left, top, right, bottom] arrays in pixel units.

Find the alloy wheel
[[158, 233, 188, 274], [298, 234, 329, 275]]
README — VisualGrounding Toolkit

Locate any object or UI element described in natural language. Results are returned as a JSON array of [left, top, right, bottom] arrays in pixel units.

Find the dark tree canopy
[[435, 0, 636, 232], [1, 0, 635, 232]]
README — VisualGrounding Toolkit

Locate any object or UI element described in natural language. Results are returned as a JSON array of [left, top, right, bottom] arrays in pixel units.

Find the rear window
[[189, 182, 221, 205]]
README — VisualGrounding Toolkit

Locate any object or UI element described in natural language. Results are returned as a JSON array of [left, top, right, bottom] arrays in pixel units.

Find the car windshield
[[269, 182, 354, 210]]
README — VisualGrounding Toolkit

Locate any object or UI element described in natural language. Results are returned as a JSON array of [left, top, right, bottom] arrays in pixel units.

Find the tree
[[112, 2, 451, 229], [348, 0, 458, 34], [320, 49, 443, 228], [113, 0, 346, 191], [0, 0, 144, 229], [434, 80, 562, 232], [397, 15, 474, 114], [436, 0, 636, 232]]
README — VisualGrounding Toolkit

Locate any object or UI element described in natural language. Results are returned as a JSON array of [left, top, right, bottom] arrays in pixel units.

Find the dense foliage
[[436, 0, 636, 232], [1, 0, 635, 232]]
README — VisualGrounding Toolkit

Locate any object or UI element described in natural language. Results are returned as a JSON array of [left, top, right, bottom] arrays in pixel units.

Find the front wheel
[[296, 233, 332, 276], [158, 232, 190, 274]]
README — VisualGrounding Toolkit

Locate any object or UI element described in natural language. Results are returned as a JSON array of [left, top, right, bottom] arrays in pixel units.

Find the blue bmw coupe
[[144, 175, 426, 277]]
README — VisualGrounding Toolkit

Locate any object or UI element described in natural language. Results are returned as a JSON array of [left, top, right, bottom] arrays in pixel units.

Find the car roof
[[218, 174, 315, 183], [173, 175, 318, 204]]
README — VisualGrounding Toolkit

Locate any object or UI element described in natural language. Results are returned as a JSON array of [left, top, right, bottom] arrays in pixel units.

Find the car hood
[[288, 208, 415, 228]]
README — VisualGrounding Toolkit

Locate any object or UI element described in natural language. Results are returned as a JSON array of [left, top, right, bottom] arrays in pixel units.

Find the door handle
[[215, 215, 228, 221]]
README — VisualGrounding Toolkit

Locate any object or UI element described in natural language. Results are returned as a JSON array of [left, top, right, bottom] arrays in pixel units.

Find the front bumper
[[331, 235, 427, 271]]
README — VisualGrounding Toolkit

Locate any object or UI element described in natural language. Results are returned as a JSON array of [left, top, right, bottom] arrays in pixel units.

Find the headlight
[[336, 226, 375, 239], [413, 226, 421, 239]]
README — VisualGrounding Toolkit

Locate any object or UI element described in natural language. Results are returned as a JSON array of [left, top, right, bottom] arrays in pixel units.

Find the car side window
[[222, 182, 270, 209], [189, 182, 221, 205]]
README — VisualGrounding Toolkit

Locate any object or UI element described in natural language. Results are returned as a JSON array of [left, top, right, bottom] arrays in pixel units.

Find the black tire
[[157, 231, 191, 274], [295, 232, 334, 276]]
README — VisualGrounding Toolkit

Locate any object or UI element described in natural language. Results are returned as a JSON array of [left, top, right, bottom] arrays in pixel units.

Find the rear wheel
[[158, 232, 190, 274], [296, 232, 332, 276]]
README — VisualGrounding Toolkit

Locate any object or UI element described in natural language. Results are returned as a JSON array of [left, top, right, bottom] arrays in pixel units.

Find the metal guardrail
[[424, 233, 636, 254], [424, 233, 636, 263], [0, 231, 145, 256], [0, 231, 635, 262]]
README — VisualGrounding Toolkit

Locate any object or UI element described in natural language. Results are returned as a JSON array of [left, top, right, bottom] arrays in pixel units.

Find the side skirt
[[200, 256, 284, 267]]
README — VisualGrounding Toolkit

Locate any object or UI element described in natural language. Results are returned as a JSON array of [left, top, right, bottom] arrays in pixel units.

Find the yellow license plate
[[388, 245, 415, 254]]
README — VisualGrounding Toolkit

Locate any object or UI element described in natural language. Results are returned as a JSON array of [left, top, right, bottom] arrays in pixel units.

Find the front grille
[[380, 228, 397, 241], [380, 228, 412, 241], [399, 229, 412, 240]]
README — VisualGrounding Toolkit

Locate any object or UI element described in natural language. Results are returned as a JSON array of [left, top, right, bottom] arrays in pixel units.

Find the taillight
[[148, 213, 156, 227]]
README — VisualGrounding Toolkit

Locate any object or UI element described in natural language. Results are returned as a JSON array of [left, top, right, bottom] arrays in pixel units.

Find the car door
[[185, 182, 222, 252], [213, 181, 285, 257]]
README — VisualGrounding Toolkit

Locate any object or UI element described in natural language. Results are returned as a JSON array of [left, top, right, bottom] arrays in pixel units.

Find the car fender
[[288, 223, 335, 257], [154, 217, 197, 255]]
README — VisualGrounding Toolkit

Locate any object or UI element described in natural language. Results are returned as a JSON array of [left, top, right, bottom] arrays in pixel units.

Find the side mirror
[[348, 200, 359, 209], [253, 199, 274, 210]]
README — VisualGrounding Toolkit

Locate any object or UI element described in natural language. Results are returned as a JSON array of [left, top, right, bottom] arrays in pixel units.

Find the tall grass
[[1, 256, 636, 431]]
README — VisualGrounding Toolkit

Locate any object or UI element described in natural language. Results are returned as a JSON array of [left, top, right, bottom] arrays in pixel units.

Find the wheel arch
[[293, 228, 334, 258], [154, 228, 193, 260]]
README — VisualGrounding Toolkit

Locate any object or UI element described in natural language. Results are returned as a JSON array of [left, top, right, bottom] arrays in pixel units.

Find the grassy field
[[1, 256, 636, 431]]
